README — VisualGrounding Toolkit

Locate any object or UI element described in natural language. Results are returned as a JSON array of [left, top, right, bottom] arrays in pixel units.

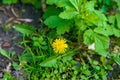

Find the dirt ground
[[0, 4, 41, 79]]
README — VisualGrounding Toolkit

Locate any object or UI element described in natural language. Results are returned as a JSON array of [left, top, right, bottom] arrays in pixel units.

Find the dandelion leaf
[[13, 24, 36, 35], [40, 55, 58, 67]]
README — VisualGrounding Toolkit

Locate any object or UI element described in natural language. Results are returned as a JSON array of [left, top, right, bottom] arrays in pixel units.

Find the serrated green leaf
[[56, 19, 71, 34], [82, 11, 98, 26], [85, 1, 95, 12], [0, 49, 10, 59], [59, 10, 79, 19], [40, 55, 58, 67], [43, 6, 61, 19], [44, 16, 62, 28], [116, 13, 120, 29], [75, 18, 88, 31], [13, 24, 36, 35], [97, 13, 107, 28], [94, 26, 113, 36], [44, 16, 71, 34], [56, 24, 70, 35], [108, 15, 115, 24], [95, 24, 120, 38], [83, 29, 94, 45], [117, 0, 120, 10], [113, 28, 120, 37], [94, 34, 109, 57], [57, 0, 71, 8], [94, 34, 110, 50], [69, 0, 80, 11]]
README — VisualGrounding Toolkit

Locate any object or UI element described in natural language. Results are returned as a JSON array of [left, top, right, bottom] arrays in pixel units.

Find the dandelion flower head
[[52, 38, 68, 54]]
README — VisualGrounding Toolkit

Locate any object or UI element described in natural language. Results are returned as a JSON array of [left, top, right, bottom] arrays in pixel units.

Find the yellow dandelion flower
[[52, 38, 68, 54]]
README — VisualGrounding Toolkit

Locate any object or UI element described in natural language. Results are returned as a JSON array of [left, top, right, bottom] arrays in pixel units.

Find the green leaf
[[97, 13, 107, 28], [113, 28, 120, 37], [57, 0, 71, 8], [33, 0, 41, 9], [85, 1, 95, 12], [12, 62, 19, 70], [44, 16, 62, 28], [94, 34, 109, 57], [83, 29, 94, 45], [62, 52, 75, 62], [40, 55, 58, 67], [114, 55, 120, 65], [69, 0, 80, 11], [108, 15, 115, 24], [75, 18, 88, 31], [95, 24, 120, 38], [43, 6, 61, 19], [94, 26, 113, 36], [102, 5, 108, 13], [105, 0, 111, 5], [2, 72, 16, 80], [0, 49, 10, 59], [46, 0, 59, 5], [21, 0, 33, 3], [19, 53, 33, 63], [21, 0, 41, 8], [13, 24, 36, 35], [2, 0, 18, 4], [59, 10, 79, 19], [56, 20, 71, 34], [32, 37, 46, 46], [83, 13, 98, 26], [44, 16, 71, 34], [56, 24, 70, 35], [117, 0, 120, 10], [116, 13, 120, 29]]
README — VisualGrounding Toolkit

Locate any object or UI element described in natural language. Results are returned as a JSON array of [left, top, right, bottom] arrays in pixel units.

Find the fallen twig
[[17, 18, 33, 22], [11, 6, 19, 17]]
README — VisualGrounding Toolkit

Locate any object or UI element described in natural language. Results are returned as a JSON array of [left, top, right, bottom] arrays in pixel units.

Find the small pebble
[[2, 42, 10, 48]]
